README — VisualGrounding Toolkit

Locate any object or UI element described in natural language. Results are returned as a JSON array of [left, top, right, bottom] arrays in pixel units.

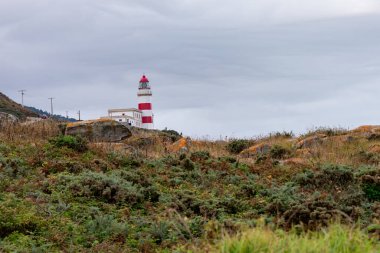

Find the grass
[[216, 223, 380, 253]]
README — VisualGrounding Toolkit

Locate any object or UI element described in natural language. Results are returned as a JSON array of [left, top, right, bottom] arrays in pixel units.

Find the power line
[[18, 90, 26, 107], [48, 97, 54, 116]]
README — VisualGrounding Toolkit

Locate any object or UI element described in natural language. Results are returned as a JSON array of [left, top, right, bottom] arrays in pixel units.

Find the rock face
[[0, 112, 18, 122], [168, 137, 190, 153], [65, 119, 132, 142], [240, 143, 271, 157], [296, 134, 326, 149]]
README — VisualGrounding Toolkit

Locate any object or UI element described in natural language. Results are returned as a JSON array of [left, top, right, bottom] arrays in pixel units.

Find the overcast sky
[[1, 0, 380, 138]]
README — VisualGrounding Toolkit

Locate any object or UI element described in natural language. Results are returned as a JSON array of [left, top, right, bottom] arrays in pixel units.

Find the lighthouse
[[137, 75, 154, 129]]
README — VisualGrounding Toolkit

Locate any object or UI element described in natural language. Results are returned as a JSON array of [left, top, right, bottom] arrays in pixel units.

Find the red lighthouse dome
[[140, 75, 149, 83]]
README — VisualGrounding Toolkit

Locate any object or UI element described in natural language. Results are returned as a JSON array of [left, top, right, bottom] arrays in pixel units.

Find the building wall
[[106, 109, 143, 128]]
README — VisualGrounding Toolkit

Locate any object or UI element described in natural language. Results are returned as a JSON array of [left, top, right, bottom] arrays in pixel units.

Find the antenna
[[48, 97, 54, 116], [18, 90, 26, 107]]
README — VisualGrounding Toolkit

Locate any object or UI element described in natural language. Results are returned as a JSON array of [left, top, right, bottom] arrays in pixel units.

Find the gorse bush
[[56, 171, 144, 204], [0, 194, 43, 238], [227, 139, 251, 154], [269, 145, 291, 159], [161, 129, 182, 142], [49, 135, 88, 152], [85, 214, 128, 242], [190, 151, 210, 162]]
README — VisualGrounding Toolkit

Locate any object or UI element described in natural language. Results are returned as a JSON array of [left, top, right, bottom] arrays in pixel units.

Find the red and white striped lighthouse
[[137, 75, 154, 129]]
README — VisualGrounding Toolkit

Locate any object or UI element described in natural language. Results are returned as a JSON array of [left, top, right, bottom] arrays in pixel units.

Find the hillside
[[0, 92, 38, 119], [1, 122, 380, 252]]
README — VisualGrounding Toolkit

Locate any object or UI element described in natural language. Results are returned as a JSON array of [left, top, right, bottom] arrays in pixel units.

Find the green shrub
[[161, 129, 182, 142], [107, 152, 141, 168], [85, 214, 128, 242], [57, 171, 144, 204], [49, 135, 88, 152], [181, 158, 195, 171], [362, 183, 380, 201], [270, 145, 291, 159], [0, 157, 29, 179], [190, 151, 210, 162], [227, 139, 250, 154], [150, 221, 170, 244], [295, 165, 355, 189], [0, 194, 43, 238]]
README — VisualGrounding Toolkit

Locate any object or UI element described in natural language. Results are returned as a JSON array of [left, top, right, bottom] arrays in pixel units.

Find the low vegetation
[[1, 121, 380, 252]]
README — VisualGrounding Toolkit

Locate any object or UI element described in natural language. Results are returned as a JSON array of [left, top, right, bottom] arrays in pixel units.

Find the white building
[[101, 108, 143, 128]]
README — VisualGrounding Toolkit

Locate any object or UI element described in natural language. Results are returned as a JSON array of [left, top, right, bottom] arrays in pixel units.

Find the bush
[[270, 145, 291, 159], [85, 214, 128, 242], [57, 171, 144, 204], [190, 151, 210, 162], [161, 129, 182, 142], [362, 182, 380, 201], [181, 158, 195, 171], [295, 165, 355, 189], [226, 139, 250, 154], [150, 221, 170, 244], [0, 194, 43, 238], [49, 135, 88, 152]]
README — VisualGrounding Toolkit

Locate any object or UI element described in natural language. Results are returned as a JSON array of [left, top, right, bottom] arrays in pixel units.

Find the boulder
[[65, 119, 132, 142], [352, 125, 380, 133], [240, 143, 271, 157], [369, 144, 380, 154], [296, 134, 326, 149], [168, 137, 190, 153], [280, 157, 310, 167], [0, 112, 18, 123]]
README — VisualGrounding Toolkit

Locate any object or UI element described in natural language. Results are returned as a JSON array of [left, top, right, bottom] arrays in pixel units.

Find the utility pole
[[48, 97, 54, 116], [18, 90, 26, 107], [77, 110, 81, 121]]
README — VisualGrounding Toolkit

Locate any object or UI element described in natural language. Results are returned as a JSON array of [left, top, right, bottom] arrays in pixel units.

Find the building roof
[[140, 75, 149, 83], [108, 108, 142, 113]]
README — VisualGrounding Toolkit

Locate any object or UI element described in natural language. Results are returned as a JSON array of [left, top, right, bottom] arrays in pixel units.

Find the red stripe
[[142, 116, 153, 123], [138, 103, 152, 110]]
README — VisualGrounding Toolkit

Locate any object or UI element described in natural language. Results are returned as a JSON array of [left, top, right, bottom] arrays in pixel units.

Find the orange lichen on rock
[[281, 157, 310, 167], [66, 118, 114, 128], [296, 134, 326, 149], [240, 143, 271, 157], [369, 144, 380, 154], [352, 125, 380, 133], [168, 137, 190, 152]]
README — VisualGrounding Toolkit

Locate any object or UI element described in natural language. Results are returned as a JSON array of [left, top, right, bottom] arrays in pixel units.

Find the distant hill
[[25, 106, 77, 122], [0, 92, 38, 119]]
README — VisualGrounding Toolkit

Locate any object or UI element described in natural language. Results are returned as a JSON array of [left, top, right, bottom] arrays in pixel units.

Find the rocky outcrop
[[168, 137, 190, 153], [296, 134, 326, 149], [240, 143, 271, 157], [0, 112, 18, 122], [64, 119, 132, 142]]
